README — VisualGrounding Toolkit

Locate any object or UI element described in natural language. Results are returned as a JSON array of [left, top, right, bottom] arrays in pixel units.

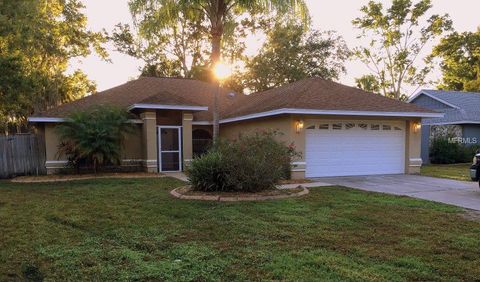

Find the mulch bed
[[11, 172, 164, 183], [170, 186, 309, 202]]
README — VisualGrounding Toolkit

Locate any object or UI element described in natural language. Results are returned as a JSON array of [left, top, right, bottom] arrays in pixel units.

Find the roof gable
[[409, 90, 480, 125]]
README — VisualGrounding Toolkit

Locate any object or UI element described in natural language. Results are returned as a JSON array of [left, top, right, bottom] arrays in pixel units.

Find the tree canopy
[[0, 0, 107, 133], [431, 28, 480, 92], [230, 22, 350, 93], [352, 0, 452, 100], [123, 0, 309, 80]]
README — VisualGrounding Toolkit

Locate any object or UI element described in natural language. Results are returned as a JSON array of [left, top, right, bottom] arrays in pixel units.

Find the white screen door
[[158, 126, 182, 172]]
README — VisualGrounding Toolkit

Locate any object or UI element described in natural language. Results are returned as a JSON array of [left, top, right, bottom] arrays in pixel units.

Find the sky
[[70, 0, 480, 95]]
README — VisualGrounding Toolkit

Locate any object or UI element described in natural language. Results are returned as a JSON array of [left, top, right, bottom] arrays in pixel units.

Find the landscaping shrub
[[186, 131, 298, 192], [184, 151, 230, 192], [56, 105, 135, 173], [430, 136, 480, 164]]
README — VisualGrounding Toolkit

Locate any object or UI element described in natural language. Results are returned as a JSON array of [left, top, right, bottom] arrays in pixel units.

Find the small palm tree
[[56, 105, 135, 174]]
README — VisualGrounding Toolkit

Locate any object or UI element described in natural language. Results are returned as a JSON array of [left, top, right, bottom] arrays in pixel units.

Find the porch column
[[141, 110, 157, 172], [182, 112, 193, 169], [405, 119, 422, 174]]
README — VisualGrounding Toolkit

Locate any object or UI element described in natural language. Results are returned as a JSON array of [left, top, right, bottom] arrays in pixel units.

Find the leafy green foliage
[[55, 106, 135, 173], [352, 0, 452, 99], [187, 131, 297, 192], [431, 28, 480, 92], [429, 136, 480, 164], [230, 23, 350, 92], [184, 151, 229, 192], [111, 8, 210, 79], [355, 74, 381, 93], [123, 0, 309, 81], [0, 0, 107, 133]]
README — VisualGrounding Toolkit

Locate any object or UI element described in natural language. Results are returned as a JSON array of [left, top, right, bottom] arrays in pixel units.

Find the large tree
[[352, 0, 452, 100], [127, 0, 309, 138], [431, 28, 480, 92], [0, 0, 107, 133], [128, 0, 308, 69], [112, 8, 210, 79], [235, 23, 350, 93]]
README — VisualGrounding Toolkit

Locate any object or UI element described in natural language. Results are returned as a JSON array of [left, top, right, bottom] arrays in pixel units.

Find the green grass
[[1, 177, 480, 281], [421, 163, 473, 181]]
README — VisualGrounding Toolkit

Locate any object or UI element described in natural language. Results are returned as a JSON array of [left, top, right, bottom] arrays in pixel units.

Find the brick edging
[[170, 185, 309, 202]]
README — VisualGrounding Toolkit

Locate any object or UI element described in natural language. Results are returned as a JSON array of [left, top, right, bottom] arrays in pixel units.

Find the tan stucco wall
[[141, 110, 158, 172], [122, 125, 143, 160], [405, 119, 422, 174], [182, 112, 193, 169]]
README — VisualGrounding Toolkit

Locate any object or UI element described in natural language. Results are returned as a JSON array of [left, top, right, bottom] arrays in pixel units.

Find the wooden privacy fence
[[0, 134, 46, 178]]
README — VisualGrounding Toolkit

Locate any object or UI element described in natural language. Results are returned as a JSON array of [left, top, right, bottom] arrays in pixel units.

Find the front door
[[158, 126, 182, 172]]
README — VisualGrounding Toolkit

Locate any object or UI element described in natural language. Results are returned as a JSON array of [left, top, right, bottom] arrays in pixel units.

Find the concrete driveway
[[312, 174, 480, 211]]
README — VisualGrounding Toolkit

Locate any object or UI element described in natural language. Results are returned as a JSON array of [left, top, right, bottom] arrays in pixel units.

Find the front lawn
[[421, 163, 473, 181], [1, 177, 480, 281]]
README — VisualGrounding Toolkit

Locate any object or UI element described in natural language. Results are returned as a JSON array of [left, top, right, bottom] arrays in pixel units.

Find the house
[[409, 90, 480, 164], [28, 77, 441, 178]]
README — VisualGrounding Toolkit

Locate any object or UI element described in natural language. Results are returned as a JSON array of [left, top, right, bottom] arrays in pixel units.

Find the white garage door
[[305, 120, 406, 177]]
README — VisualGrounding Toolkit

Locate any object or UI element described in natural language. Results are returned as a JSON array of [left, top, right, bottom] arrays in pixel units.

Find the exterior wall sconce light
[[413, 122, 421, 133], [295, 120, 304, 133]]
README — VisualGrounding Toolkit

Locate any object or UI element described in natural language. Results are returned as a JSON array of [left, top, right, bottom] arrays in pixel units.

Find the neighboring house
[[409, 90, 480, 164], [28, 77, 440, 178]]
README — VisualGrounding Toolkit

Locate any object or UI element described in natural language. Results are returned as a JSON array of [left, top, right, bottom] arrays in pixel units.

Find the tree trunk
[[209, 0, 226, 141], [210, 16, 223, 140]]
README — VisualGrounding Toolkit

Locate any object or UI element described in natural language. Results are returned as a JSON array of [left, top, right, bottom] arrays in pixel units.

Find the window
[[345, 123, 355, 130], [371, 124, 380, 130], [358, 123, 368, 130], [382, 125, 392, 131], [394, 126, 402, 131], [332, 123, 342, 130], [319, 124, 329, 130], [306, 125, 315, 130]]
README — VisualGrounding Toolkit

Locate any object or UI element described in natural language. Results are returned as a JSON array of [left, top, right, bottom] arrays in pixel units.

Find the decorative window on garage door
[[332, 123, 342, 130], [307, 121, 404, 131], [319, 124, 329, 130]]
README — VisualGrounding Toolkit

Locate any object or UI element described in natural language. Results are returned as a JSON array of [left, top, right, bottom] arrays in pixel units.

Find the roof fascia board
[[220, 108, 444, 124], [422, 120, 480, 126], [128, 103, 208, 111], [408, 91, 460, 109], [28, 117, 65, 123], [28, 117, 144, 124], [192, 121, 212, 125]]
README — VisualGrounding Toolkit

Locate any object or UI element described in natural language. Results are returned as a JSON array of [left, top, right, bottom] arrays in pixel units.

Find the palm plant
[[128, 0, 310, 139], [56, 105, 135, 174]]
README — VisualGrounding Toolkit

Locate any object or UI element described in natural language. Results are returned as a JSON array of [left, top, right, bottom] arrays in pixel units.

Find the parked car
[[471, 152, 480, 182]]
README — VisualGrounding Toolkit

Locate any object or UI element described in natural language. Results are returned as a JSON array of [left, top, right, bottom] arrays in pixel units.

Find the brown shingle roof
[[36, 77, 240, 121], [223, 77, 434, 119], [34, 76, 435, 122]]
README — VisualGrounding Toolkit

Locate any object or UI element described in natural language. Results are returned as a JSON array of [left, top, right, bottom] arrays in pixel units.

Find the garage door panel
[[305, 120, 405, 177]]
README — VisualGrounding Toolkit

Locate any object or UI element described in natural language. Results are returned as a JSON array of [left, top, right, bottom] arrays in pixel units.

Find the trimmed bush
[[186, 131, 298, 192], [430, 136, 480, 164], [184, 151, 230, 192]]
